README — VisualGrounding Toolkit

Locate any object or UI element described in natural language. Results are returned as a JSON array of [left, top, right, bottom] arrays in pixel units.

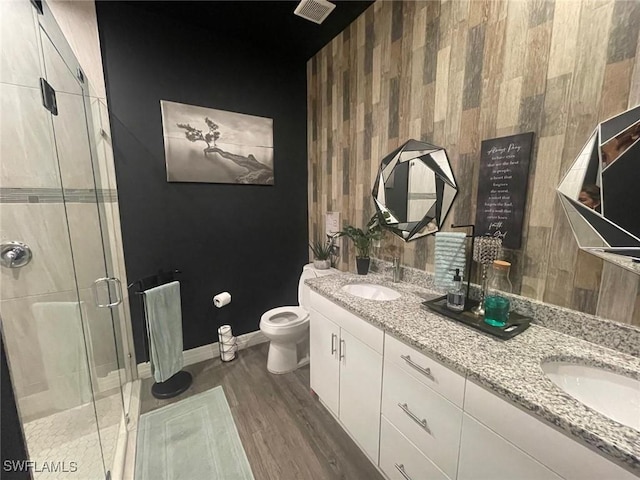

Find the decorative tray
[[422, 295, 531, 340]]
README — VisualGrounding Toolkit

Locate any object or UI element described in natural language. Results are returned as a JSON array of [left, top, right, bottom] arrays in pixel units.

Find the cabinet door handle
[[400, 354, 433, 379], [398, 402, 431, 434], [339, 339, 345, 360], [394, 463, 413, 480], [330, 333, 337, 355]]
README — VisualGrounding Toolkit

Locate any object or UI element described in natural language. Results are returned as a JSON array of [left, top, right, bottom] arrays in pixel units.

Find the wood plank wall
[[307, 0, 640, 326]]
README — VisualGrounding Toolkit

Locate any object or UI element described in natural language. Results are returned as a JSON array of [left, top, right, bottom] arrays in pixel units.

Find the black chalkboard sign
[[474, 132, 534, 249]]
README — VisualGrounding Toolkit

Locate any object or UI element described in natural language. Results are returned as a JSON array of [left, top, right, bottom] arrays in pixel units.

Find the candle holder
[[472, 236, 503, 316]]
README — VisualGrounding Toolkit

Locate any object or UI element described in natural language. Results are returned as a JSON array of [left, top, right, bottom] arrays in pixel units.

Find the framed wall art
[[474, 132, 534, 249], [161, 100, 274, 185]]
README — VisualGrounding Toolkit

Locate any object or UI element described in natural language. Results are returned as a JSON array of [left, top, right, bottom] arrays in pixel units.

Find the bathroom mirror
[[557, 105, 640, 271], [372, 139, 458, 242]]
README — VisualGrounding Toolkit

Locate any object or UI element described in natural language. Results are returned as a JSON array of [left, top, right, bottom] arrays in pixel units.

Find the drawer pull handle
[[339, 339, 345, 360], [331, 333, 337, 355], [400, 354, 433, 379], [394, 463, 413, 480], [398, 402, 431, 434]]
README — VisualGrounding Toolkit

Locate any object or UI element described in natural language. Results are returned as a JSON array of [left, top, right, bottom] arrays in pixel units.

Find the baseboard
[[236, 330, 268, 350], [136, 330, 268, 379]]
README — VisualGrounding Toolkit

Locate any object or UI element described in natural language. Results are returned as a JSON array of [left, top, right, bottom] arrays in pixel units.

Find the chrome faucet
[[392, 257, 401, 283]]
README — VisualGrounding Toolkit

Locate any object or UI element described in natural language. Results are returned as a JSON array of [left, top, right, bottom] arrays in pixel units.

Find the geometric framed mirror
[[372, 139, 458, 242], [557, 105, 640, 268]]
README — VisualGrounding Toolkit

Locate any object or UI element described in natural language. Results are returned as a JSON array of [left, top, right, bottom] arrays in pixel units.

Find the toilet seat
[[260, 306, 309, 328]]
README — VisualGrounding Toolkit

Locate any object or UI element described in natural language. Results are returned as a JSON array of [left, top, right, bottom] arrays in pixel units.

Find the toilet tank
[[298, 263, 338, 308]]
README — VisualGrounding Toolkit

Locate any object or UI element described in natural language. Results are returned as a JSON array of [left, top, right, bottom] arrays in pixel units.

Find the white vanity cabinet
[[383, 335, 636, 480], [462, 380, 638, 480], [381, 334, 464, 479], [308, 291, 637, 480], [457, 413, 562, 480], [309, 306, 340, 415], [309, 291, 384, 463], [379, 416, 449, 480]]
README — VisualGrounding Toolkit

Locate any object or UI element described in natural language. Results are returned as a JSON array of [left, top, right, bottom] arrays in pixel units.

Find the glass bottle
[[446, 268, 465, 312], [483, 260, 513, 327]]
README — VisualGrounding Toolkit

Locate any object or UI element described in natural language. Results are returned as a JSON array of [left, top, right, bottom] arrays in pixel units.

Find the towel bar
[[128, 269, 192, 399]]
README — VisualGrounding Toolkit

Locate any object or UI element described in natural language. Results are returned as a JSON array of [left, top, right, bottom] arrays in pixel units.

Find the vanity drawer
[[464, 380, 638, 480], [309, 291, 383, 354], [458, 413, 562, 480], [382, 359, 462, 479], [380, 416, 449, 480], [384, 333, 465, 407]]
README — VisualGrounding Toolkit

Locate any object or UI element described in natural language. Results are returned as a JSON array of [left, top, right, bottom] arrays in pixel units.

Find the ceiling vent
[[294, 0, 336, 24]]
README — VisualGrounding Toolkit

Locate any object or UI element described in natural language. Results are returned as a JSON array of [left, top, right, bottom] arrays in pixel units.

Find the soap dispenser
[[446, 268, 465, 312]]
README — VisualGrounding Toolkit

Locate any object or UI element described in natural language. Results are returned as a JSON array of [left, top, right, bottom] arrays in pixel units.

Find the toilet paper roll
[[219, 338, 236, 353], [221, 350, 236, 362], [218, 325, 232, 336], [218, 326, 233, 342], [217, 324, 237, 362], [219, 333, 234, 343], [213, 292, 231, 308]]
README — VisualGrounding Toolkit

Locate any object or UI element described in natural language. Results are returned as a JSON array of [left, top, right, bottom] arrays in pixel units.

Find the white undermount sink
[[541, 361, 640, 430], [341, 283, 401, 301]]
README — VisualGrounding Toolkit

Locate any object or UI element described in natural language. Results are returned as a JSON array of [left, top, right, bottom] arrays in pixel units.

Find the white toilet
[[259, 263, 337, 374]]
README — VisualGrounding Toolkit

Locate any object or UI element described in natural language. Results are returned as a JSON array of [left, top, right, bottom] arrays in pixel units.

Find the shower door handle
[[93, 277, 123, 308], [110, 277, 123, 307]]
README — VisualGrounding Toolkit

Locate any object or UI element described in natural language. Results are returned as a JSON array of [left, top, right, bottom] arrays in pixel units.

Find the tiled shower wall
[[307, 0, 640, 326]]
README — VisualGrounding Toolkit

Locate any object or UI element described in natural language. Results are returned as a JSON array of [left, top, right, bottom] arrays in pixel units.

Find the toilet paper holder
[[214, 291, 232, 308], [218, 324, 237, 362]]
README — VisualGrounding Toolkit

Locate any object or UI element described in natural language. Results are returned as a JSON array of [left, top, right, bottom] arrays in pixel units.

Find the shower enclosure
[[1, 1, 133, 478]]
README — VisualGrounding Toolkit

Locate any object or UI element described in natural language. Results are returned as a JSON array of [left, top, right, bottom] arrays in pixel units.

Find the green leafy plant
[[336, 215, 383, 258], [309, 238, 333, 260]]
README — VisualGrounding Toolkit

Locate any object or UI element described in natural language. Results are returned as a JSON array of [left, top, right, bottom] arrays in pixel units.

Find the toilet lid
[[261, 306, 309, 328]]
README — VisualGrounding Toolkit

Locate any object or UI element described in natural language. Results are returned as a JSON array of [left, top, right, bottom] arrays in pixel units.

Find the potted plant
[[309, 237, 334, 270], [336, 216, 382, 275]]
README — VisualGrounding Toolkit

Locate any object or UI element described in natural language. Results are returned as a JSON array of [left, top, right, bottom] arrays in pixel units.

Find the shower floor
[[23, 395, 121, 480]]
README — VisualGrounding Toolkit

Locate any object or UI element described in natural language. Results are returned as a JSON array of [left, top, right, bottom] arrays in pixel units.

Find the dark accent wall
[[96, 2, 309, 362]]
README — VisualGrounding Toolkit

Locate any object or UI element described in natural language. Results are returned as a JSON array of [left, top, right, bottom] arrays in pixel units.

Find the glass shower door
[[0, 1, 126, 478], [38, 6, 127, 478]]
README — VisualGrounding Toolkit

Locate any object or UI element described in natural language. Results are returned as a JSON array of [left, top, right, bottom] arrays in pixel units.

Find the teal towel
[[435, 232, 467, 289], [143, 281, 184, 383]]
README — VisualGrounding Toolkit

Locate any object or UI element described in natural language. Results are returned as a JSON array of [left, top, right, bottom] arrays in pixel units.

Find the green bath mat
[[135, 386, 254, 480]]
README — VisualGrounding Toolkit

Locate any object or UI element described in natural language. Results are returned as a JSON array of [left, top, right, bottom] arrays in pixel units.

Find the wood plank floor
[[140, 343, 385, 480]]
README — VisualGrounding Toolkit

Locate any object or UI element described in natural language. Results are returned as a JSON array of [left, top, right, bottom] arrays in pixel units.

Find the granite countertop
[[305, 272, 640, 473]]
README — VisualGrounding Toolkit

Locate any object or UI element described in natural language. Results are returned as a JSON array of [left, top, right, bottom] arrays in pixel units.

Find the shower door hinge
[[30, 0, 43, 14], [39, 78, 58, 116]]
